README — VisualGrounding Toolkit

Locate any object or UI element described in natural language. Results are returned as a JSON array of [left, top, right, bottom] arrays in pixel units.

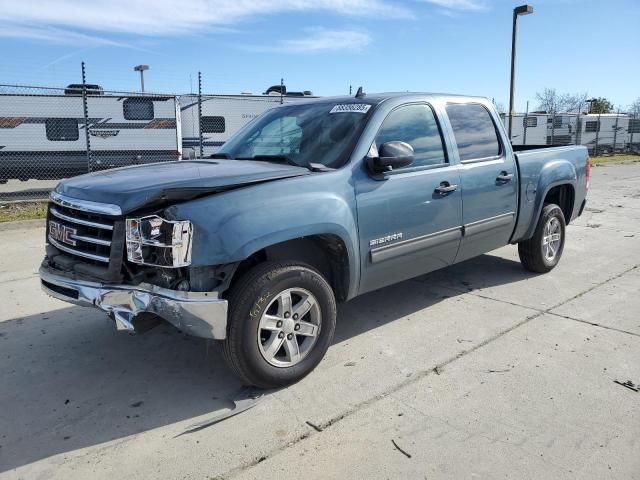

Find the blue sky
[[1, 0, 638, 111]]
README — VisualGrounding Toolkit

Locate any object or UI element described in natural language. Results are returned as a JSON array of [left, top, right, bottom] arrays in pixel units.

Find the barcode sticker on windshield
[[329, 104, 371, 114]]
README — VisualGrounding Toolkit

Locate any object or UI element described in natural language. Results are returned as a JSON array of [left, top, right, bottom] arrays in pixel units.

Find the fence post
[[280, 78, 284, 105], [81, 61, 92, 173], [594, 112, 601, 155], [550, 112, 555, 145], [631, 114, 635, 151], [198, 71, 203, 158], [613, 108, 620, 153]]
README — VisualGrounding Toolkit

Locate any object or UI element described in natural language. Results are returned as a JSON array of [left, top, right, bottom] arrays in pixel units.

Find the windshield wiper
[[209, 152, 232, 159], [236, 155, 333, 173], [236, 155, 305, 168]]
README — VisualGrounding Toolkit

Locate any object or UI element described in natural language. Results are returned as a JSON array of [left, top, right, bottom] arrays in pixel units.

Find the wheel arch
[[227, 234, 354, 302], [543, 183, 575, 222]]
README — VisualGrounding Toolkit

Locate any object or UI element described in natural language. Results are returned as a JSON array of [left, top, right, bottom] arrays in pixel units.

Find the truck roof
[[278, 92, 490, 107]]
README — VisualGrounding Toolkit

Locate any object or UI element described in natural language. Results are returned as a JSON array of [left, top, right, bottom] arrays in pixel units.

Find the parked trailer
[[506, 113, 548, 146], [0, 85, 314, 181], [577, 113, 630, 154], [505, 112, 636, 153], [179, 91, 313, 159], [0, 92, 180, 181]]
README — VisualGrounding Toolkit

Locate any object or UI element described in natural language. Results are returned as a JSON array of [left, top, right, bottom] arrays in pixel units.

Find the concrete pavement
[[0, 163, 639, 479]]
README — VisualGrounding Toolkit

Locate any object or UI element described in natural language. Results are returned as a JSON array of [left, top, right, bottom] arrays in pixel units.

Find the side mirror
[[367, 141, 414, 173]]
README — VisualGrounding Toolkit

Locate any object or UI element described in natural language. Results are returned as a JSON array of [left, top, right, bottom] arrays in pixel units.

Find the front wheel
[[518, 203, 566, 273], [222, 261, 337, 388]]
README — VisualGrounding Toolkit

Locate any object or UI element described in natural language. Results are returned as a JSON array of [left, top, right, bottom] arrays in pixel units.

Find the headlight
[[125, 216, 193, 268]]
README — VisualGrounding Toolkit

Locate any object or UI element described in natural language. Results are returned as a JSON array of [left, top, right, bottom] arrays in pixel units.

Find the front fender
[[169, 172, 360, 296]]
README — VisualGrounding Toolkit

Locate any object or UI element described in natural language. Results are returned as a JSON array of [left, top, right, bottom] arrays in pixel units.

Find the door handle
[[434, 181, 458, 195], [496, 172, 514, 183]]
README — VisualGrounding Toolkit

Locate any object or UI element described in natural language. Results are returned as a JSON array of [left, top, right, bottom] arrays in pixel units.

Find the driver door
[[355, 103, 463, 294]]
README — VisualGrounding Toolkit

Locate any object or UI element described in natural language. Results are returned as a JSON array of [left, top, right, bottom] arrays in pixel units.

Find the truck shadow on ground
[[0, 253, 532, 472]]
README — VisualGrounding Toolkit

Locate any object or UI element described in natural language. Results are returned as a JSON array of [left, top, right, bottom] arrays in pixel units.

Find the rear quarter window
[[446, 103, 501, 161]]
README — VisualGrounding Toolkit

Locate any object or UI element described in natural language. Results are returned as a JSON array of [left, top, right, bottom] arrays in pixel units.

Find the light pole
[[134, 64, 149, 92], [508, 4, 533, 140]]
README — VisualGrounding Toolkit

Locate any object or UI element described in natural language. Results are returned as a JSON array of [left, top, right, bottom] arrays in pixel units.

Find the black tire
[[518, 203, 566, 273], [222, 261, 337, 388]]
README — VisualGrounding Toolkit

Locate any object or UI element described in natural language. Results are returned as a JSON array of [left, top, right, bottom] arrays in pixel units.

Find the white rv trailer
[[505, 112, 636, 153], [505, 113, 549, 146], [576, 113, 630, 154], [179, 91, 313, 158], [0, 85, 314, 180], [0, 91, 180, 181]]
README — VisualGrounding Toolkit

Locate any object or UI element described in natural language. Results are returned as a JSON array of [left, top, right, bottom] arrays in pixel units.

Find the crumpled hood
[[55, 160, 311, 214]]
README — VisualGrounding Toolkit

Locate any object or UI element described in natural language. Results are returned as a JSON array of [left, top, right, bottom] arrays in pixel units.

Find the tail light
[[586, 157, 591, 189]]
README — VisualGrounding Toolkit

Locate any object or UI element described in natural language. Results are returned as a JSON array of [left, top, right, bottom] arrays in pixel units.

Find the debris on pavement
[[344, 361, 356, 367], [306, 421, 323, 432], [613, 380, 639, 392], [391, 439, 412, 459]]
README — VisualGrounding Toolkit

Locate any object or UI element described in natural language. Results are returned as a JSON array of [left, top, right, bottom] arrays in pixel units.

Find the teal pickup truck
[[40, 92, 589, 388]]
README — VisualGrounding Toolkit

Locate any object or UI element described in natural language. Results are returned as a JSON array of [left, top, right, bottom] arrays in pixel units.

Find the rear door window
[[45, 118, 79, 141], [123, 98, 154, 120], [446, 104, 501, 161]]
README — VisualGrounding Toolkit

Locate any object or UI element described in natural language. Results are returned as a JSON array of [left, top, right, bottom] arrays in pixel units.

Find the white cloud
[[0, 21, 131, 47], [246, 27, 371, 53], [420, 0, 486, 11], [0, 0, 411, 38]]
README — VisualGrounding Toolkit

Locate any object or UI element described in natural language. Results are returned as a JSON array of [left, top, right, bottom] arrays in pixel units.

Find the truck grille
[[47, 203, 117, 264]]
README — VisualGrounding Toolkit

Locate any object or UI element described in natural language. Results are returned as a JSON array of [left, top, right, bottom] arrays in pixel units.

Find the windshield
[[216, 101, 373, 169]]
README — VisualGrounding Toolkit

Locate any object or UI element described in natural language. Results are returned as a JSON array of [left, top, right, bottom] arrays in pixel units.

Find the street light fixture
[[134, 64, 149, 93], [508, 4, 533, 140]]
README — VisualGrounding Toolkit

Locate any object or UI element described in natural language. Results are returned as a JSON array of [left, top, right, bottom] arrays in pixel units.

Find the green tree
[[589, 97, 613, 114]]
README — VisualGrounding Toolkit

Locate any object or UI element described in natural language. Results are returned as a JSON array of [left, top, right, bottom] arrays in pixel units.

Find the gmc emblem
[[49, 221, 77, 246]]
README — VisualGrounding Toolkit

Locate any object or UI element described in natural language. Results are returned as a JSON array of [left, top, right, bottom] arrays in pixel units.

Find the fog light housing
[[126, 216, 193, 268]]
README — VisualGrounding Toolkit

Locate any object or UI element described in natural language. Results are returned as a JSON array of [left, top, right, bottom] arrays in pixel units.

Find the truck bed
[[511, 144, 589, 243]]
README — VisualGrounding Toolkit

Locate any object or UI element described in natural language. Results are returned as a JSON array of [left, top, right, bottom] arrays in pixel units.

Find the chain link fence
[[1, 64, 637, 202], [0, 83, 181, 202], [0, 70, 298, 202], [505, 111, 640, 155]]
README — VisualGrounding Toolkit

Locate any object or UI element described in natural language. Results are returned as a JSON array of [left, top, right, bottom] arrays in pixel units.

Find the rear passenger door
[[444, 103, 518, 263]]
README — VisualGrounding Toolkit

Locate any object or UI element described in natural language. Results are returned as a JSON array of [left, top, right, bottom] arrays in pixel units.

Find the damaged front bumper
[[39, 264, 228, 339]]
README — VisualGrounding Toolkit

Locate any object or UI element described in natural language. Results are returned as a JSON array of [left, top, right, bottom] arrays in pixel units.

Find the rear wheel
[[222, 261, 337, 388], [518, 203, 566, 273]]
